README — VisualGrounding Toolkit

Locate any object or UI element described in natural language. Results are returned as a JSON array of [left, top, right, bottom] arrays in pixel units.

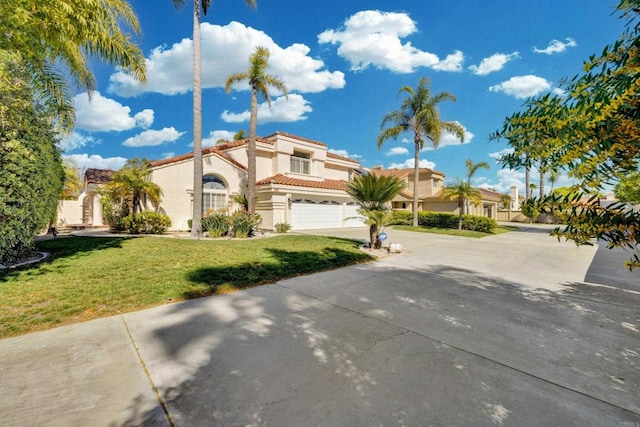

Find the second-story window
[[432, 179, 441, 188], [290, 151, 310, 175]]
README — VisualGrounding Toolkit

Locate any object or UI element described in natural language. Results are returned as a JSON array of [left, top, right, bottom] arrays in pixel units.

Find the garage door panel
[[344, 205, 366, 228], [291, 202, 342, 230]]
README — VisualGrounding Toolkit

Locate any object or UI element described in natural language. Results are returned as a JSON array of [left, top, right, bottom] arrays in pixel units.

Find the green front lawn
[[0, 235, 372, 338], [391, 224, 517, 238]]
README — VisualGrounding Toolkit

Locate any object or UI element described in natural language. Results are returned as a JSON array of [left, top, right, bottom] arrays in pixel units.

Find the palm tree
[[548, 170, 559, 193], [377, 77, 465, 227], [345, 173, 405, 249], [0, 0, 146, 131], [225, 46, 288, 217], [464, 159, 489, 214], [171, 0, 256, 238], [102, 158, 163, 215], [441, 179, 482, 230]]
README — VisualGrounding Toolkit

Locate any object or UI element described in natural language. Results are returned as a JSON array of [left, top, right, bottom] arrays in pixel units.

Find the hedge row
[[391, 210, 497, 233]]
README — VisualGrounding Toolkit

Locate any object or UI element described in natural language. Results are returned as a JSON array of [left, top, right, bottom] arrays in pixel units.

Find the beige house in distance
[[149, 131, 365, 231], [372, 167, 501, 220]]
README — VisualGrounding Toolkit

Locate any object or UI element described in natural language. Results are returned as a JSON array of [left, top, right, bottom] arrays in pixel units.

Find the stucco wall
[[497, 210, 528, 222], [152, 154, 246, 231]]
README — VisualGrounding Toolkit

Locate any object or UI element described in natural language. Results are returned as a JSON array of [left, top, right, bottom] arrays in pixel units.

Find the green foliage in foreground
[[0, 51, 64, 264], [0, 235, 372, 338], [391, 210, 497, 233]]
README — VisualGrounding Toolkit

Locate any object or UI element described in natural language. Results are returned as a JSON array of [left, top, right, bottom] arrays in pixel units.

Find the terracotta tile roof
[[327, 151, 360, 164], [264, 131, 327, 147], [150, 147, 247, 171], [256, 173, 348, 191], [84, 168, 114, 184], [372, 167, 445, 178], [478, 188, 502, 202]]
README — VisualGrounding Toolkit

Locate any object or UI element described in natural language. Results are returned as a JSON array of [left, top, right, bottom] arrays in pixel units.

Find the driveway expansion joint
[[121, 316, 174, 427]]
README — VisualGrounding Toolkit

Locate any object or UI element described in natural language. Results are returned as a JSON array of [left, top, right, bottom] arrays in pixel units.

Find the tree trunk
[[539, 169, 545, 198], [525, 166, 531, 201], [369, 223, 377, 248], [190, 0, 203, 238], [412, 139, 420, 227], [247, 87, 258, 217]]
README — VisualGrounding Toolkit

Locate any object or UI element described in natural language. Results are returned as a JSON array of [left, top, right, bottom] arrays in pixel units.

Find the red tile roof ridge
[[150, 147, 247, 171], [256, 173, 348, 190], [326, 151, 360, 164], [264, 131, 327, 147]]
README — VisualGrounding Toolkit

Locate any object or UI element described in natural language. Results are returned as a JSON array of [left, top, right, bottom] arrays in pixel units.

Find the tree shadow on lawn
[[184, 246, 373, 299], [0, 236, 131, 282]]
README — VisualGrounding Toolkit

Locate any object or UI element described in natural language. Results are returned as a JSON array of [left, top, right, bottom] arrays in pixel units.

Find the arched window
[[202, 175, 227, 214]]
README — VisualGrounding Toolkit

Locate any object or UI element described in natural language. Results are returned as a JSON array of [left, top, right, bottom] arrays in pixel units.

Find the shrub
[[274, 222, 291, 233], [460, 215, 497, 233], [390, 210, 413, 225], [391, 210, 496, 233], [122, 211, 172, 234], [0, 52, 64, 264], [101, 193, 129, 232], [202, 210, 230, 238], [230, 210, 260, 238]]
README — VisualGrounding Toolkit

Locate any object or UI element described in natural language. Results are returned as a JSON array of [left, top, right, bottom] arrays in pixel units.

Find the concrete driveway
[[1, 226, 639, 426]]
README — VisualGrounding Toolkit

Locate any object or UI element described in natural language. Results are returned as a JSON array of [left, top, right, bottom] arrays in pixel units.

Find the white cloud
[[63, 154, 127, 171], [73, 92, 153, 132], [134, 109, 154, 128], [318, 10, 464, 73], [221, 94, 312, 124], [328, 148, 362, 159], [489, 75, 551, 99], [109, 21, 345, 97], [489, 148, 514, 160], [162, 152, 175, 159], [386, 146, 409, 156], [421, 126, 474, 151], [122, 127, 186, 147], [477, 169, 525, 194], [533, 38, 577, 55], [469, 52, 519, 76], [57, 132, 99, 152], [388, 158, 436, 170], [202, 130, 237, 148]]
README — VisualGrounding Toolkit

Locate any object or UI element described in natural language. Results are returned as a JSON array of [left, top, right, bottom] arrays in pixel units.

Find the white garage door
[[291, 200, 342, 230], [344, 204, 366, 228]]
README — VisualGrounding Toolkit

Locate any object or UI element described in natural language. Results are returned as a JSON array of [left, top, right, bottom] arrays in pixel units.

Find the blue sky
[[60, 0, 626, 194]]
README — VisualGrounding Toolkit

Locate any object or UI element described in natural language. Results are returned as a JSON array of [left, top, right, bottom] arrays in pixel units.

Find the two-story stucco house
[[149, 131, 365, 231], [372, 167, 501, 220]]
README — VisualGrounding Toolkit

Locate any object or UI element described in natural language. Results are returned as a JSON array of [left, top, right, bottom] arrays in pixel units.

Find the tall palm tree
[[441, 179, 482, 230], [345, 173, 405, 249], [377, 77, 465, 227], [464, 159, 489, 214], [171, 0, 257, 237], [0, 0, 146, 131], [225, 46, 288, 217]]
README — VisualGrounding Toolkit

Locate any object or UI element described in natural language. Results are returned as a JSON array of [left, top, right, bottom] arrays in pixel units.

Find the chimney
[[510, 186, 520, 210]]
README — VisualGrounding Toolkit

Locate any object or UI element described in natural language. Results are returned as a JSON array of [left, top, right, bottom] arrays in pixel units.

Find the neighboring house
[[149, 132, 365, 231], [57, 168, 113, 227], [372, 167, 501, 220], [372, 167, 446, 211]]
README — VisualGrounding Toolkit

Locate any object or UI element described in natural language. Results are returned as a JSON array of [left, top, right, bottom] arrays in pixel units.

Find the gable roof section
[[85, 168, 114, 184], [256, 174, 347, 191], [150, 146, 247, 171], [478, 188, 502, 202], [372, 167, 445, 179]]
